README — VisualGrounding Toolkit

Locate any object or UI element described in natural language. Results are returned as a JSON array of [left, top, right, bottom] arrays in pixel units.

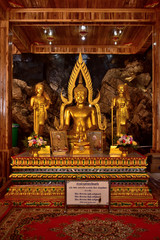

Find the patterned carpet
[[0, 207, 160, 240]]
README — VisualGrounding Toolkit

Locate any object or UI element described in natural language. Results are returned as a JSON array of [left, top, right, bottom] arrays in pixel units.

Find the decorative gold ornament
[[11, 155, 148, 168], [10, 173, 149, 180]]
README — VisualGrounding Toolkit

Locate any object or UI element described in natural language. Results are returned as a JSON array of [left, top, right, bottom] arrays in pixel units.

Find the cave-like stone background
[[12, 49, 152, 153]]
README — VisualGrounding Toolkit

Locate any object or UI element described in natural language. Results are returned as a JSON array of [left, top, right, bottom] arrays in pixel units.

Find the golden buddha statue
[[111, 84, 130, 139], [54, 53, 107, 155], [64, 73, 98, 154], [30, 83, 51, 136]]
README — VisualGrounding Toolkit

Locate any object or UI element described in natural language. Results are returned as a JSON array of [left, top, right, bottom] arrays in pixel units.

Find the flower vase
[[31, 148, 39, 157], [119, 147, 128, 157]]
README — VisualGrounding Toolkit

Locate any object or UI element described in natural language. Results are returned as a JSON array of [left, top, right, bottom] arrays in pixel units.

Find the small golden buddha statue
[[111, 84, 130, 138], [30, 83, 51, 136], [54, 53, 107, 155]]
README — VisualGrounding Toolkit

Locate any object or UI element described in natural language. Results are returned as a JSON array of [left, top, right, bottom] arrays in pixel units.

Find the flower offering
[[117, 135, 137, 148], [24, 132, 47, 149]]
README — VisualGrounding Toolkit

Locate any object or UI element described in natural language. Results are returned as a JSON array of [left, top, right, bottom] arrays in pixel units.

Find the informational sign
[[66, 181, 110, 206]]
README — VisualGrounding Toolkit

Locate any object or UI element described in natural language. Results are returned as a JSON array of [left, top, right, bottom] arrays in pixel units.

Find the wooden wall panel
[[9, 8, 155, 23], [0, 20, 12, 180], [152, 12, 160, 152]]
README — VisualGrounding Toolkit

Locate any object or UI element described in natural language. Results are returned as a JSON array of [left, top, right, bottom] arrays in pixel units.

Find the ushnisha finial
[[79, 53, 83, 64], [74, 72, 87, 96]]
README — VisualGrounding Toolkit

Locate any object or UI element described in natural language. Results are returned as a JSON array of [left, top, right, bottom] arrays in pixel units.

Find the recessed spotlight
[[81, 36, 86, 41]]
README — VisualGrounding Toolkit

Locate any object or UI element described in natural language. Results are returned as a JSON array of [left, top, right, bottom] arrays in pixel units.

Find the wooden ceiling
[[0, 0, 160, 54]]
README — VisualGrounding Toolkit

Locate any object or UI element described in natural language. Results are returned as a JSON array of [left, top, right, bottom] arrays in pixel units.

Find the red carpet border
[[0, 208, 160, 239]]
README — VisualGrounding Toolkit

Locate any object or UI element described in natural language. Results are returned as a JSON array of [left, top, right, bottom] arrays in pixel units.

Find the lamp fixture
[[79, 25, 88, 41], [112, 27, 124, 45], [42, 27, 55, 45]]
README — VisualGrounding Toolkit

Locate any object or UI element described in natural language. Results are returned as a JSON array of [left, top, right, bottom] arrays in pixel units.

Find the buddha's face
[[118, 85, 124, 94], [75, 90, 86, 104], [36, 84, 44, 96]]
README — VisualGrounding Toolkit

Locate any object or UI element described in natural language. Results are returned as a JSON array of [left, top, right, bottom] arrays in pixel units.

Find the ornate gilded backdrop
[[12, 50, 152, 151]]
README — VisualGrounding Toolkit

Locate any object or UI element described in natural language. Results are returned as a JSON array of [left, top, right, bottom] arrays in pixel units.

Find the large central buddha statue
[[54, 53, 107, 154], [65, 73, 97, 143]]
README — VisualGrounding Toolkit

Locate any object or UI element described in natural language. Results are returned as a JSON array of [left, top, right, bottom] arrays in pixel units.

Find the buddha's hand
[[33, 103, 39, 110]]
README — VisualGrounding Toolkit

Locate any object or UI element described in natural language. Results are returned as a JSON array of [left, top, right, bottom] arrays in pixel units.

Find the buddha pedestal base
[[5, 151, 158, 208]]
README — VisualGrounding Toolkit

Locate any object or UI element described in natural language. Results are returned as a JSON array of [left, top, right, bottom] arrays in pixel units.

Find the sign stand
[[65, 180, 111, 213]]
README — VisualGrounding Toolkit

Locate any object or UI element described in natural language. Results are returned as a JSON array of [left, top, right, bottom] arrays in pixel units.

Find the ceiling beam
[[31, 44, 134, 54], [9, 8, 156, 23], [12, 22, 153, 27], [12, 27, 31, 52], [133, 28, 152, 54]]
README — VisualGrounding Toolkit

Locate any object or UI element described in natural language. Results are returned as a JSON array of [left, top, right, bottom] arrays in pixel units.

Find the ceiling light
[[81, 36, 86, 41], [79, 25, 88, 40], [81, 25, 86, 31], [44, 29, 47, 34], [48, 29, 53, 36], [114, 41, 117, 45], [49, 41, 52, 45], [114, 29, 118, 36]]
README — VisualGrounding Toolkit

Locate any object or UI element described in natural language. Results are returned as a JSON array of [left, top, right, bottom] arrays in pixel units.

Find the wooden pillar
[[0, 20, 12, 182], [149, 11, 160, 172], [152, 11, 160, 152]]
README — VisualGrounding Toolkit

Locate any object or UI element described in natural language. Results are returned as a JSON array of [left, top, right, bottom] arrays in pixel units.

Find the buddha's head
[[74, 73, 87, 104], [35, 83, 44, 96], [117, 84, 125, 95]]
